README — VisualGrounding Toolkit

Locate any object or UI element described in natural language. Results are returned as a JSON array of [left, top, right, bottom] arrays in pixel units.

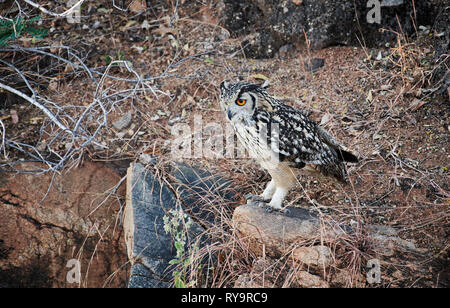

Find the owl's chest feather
[[233, 120, 277, 165]]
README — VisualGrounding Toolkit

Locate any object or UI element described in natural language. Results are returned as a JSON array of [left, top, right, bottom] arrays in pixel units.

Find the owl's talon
[[254, 200, 267, 207], [245, 193, 255, 200], [280, 207, 291, 215], [264, 205, 290, 214], [246, 197, 267, 208], [246, 194, 266, 202], [248, 200, 266, 207], [265, 206, 274, 213]]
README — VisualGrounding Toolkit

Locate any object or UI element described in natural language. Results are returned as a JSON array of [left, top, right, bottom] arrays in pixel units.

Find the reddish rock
[[295, 271, 329, 288], [292, 245, 332, 268], [0, 162, 128, 287]]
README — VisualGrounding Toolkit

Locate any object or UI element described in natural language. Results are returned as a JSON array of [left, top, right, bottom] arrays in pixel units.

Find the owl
[[219, 81, 358, 212]]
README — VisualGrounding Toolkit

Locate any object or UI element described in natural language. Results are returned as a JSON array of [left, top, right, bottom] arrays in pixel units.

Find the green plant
[[163, 208, 198, 288], [0, 15, 48, 46], [105, 50, 125, 65]]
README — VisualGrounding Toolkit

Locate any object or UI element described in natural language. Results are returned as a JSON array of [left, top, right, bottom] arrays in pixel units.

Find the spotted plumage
[[219, 81, 358, 211]]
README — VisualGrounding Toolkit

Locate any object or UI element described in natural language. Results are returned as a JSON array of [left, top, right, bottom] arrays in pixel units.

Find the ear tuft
[[220, 80, 229, 92], [261, 80, 270, 89]]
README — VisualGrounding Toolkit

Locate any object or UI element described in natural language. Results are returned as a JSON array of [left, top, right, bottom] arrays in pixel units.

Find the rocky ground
[[0, 1, 448, 287]]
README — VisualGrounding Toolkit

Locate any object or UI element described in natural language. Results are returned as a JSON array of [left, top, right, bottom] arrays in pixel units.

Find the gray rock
[[233, 204, 424, 258], [304, 58, 325, 73], [367, 224, 399, 237], [112, 111, 132, 130], [128, 264, 171, 288], [232, 203, 329, 257], [368, 224, 425, 256], [277, 44, 294, 58], [124, 163, 205, 288], [123, 161, 237, 288], [171, 162, 237, 225]]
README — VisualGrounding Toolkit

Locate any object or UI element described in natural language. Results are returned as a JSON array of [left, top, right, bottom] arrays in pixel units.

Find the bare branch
[[0, 119, 6, 160], [0, 81, 71, 133], [22, 0, 85, 17]]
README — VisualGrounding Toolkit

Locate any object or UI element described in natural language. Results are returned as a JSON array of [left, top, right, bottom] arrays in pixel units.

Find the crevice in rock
[[18, 213, 72, 233], [0, 191, 23, 207]]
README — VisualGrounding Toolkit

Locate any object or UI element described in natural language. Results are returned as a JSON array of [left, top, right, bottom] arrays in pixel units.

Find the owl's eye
[[236, 99, 246, 106]]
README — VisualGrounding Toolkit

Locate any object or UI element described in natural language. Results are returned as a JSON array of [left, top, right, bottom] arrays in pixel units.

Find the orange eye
[[236, 99, 246, 106]]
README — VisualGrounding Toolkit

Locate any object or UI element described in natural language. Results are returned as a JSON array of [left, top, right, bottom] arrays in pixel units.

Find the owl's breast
[[233, 121, 278, 165]]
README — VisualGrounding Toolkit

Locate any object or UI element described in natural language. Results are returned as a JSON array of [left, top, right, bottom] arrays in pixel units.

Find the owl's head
[[219, 80, 270, 122]]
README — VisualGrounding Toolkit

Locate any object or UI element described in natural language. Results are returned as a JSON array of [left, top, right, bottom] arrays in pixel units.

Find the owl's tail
[[317, 126, 359, 163], [319, 149, 358, 183], [337, 149, 359, 163], [318, 162, 348, 183]]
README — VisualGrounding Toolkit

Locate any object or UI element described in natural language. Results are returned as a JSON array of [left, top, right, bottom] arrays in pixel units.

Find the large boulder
[[0, 162, 128, 287], [124, 163, 206, 288], [124, 162, 237, 287]]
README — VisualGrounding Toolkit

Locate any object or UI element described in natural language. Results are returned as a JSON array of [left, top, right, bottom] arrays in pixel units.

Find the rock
[[0, 162, 127, 287], [233, 202, 424, 266], [124, 163, 205, 288], [292, 245, 332, 268], [392, 270, 403, 280], [241, 31, 281, 59], [368, 224, 425, 256], [277, 44, 294, 58], [304, 58, 325, 73], [128, 264, 171, 288], [232, 203, 332, 257], [331, 268, 366, 288], [234, 274, 273, 288], [171, 162, 237, 225], [295, 271, 329, 288], [367, 224, 398, 236], [219, 0, 436, 58], [138, 153, 157, 165], [112, 111, 132, 130], [432, 5, 449, 61], [124, 161, 238, 287], [234, 257, 277, 288], [235, 255, 331, 287]]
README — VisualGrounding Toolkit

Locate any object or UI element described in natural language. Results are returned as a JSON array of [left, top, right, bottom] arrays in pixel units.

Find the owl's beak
[[227, 107, 234, 120]]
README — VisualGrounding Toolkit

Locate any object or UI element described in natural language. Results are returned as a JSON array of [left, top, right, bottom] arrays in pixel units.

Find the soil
[[0, 1, 448, 287]]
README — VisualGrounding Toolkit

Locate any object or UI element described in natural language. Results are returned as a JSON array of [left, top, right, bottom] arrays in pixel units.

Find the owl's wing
[[255, 104, 356, 169]]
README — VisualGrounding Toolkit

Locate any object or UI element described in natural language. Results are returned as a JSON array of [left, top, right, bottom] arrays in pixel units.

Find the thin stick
[[23, 0, 85, 17], [0, 119, 7, 159], [0, 81, 71, 133]]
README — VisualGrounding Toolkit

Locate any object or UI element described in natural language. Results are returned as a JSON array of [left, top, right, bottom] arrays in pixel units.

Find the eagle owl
[[219, 81, 358, 212]]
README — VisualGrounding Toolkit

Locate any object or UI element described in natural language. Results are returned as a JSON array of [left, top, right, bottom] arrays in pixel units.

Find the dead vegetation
[[0, 1, 448, 287]]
